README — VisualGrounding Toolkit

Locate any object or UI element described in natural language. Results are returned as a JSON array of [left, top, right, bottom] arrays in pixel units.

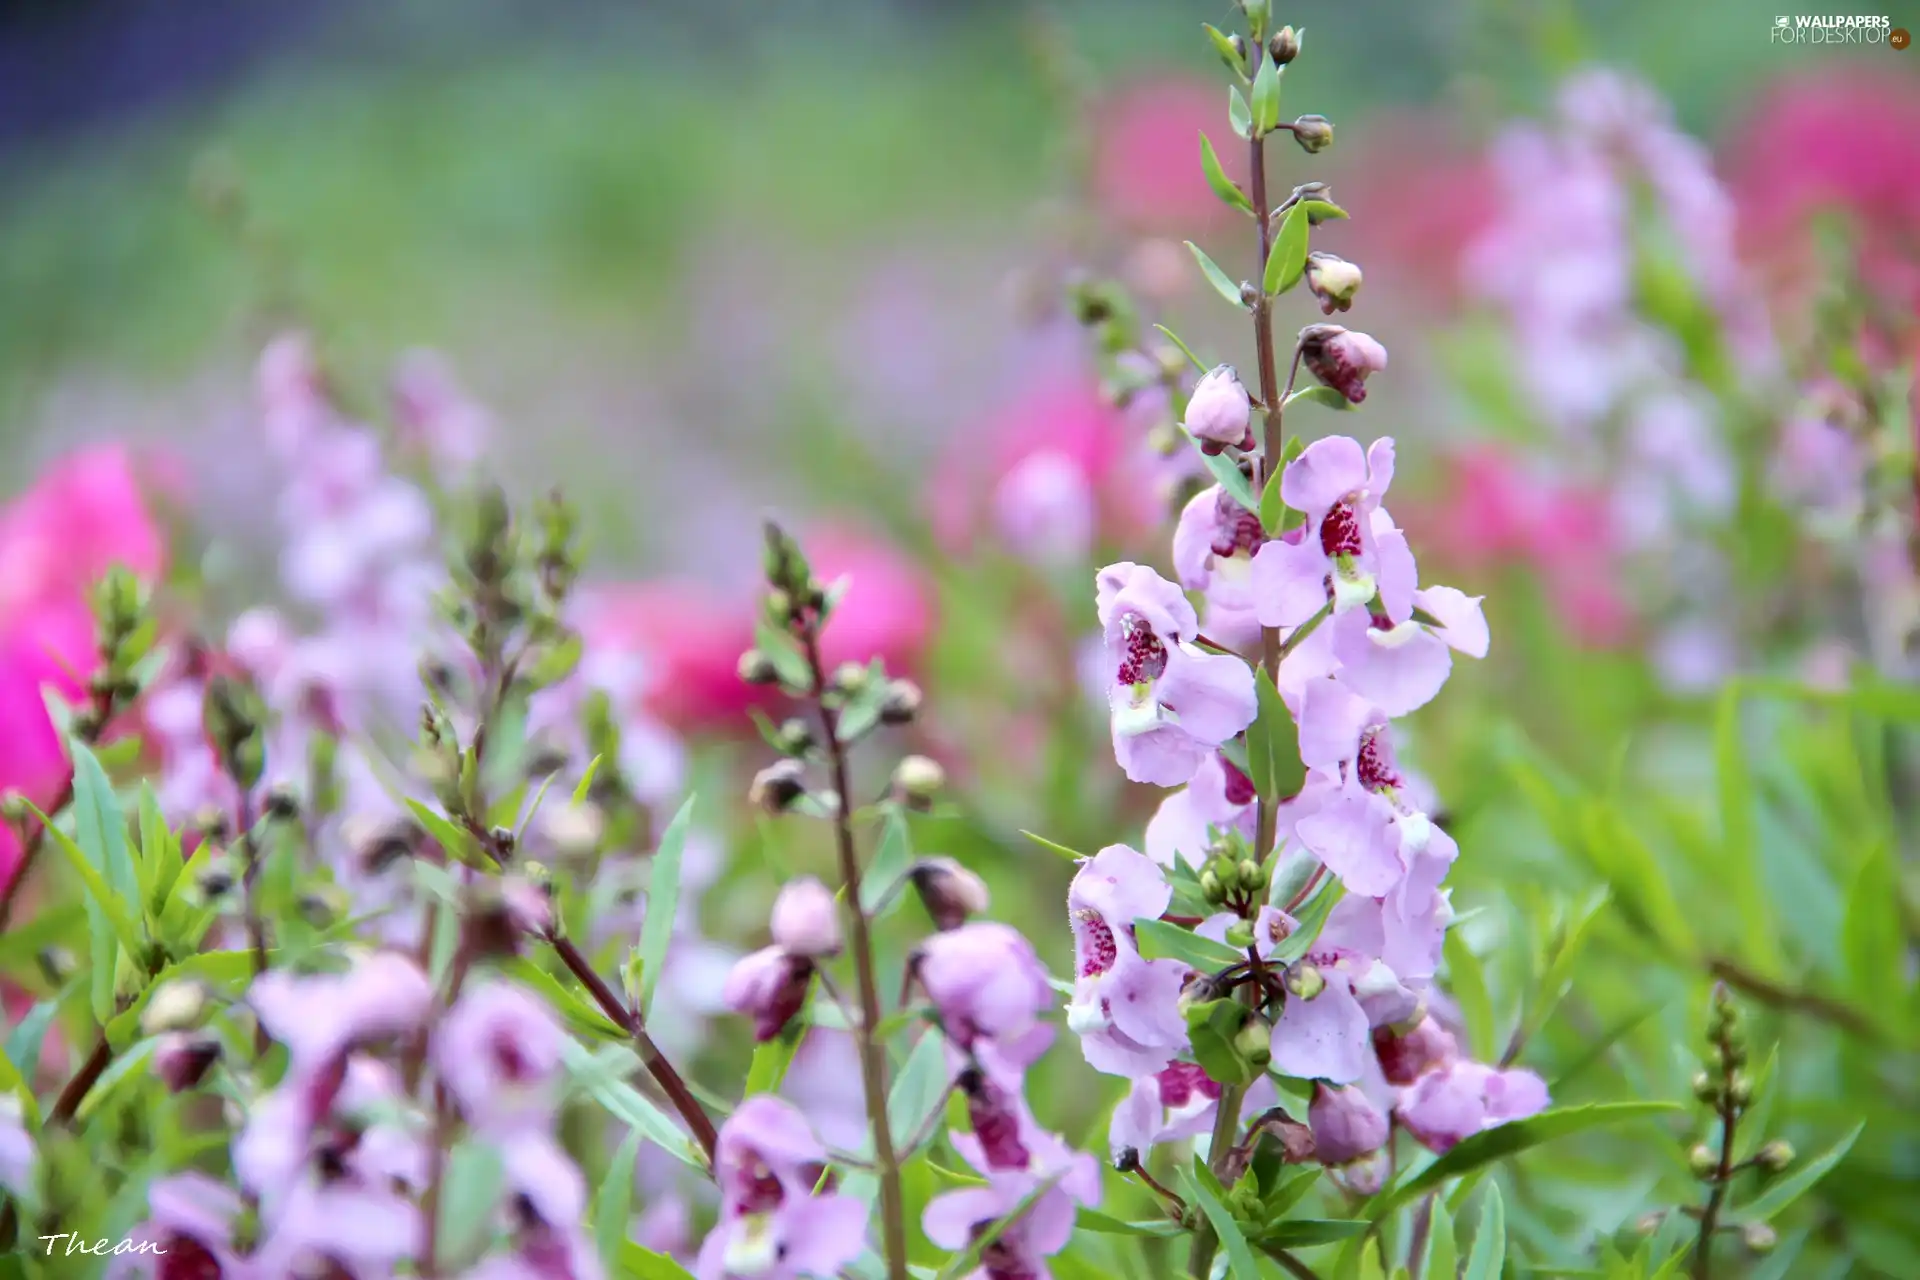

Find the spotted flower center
[[1209, 494, 1267, 559], [1114, 617, 1168, 687], [980, 1233, 1039, 1280], [1355, 729, 1401, 792], [734, 1158, 785, 1216], [1073, 908, 1119, 977], [159, 1236, 224, 1280], [968, 1079, 1033, 1170], [1219, 755, 1257, 807], [1319, 500, 1364, 558], [1156, 1061, 1222, 1109]]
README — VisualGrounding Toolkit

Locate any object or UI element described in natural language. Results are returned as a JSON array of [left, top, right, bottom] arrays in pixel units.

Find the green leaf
[[0, 1044, 40, 1129], [75, 1036, 158, 1121], [1258, 465, 1287, 538], [1075, 1208, 1182, 1237], [1153, 324, 1210, 376], [403, 797, 490, 869], [1514, 889, 1608, 1059], [1184, 1161, 1262, 1279], [26, 800, 144, 957], [1202, 23, 1247, 76], [1200, 132, 1255, 215], [861, 807, 912, 916], [1185, 240, 1246, 308], [615, 1242, 697, 1280], [106, 950, 256, 1052], [1269, 880, 1343, 964], [438, 1139, 506, 1265], [1020, 830, 1088, 863], [1263, 203, 1310, 296], [1550, 999, 1666, 1090], [744, 1021, 804, 1095], [1370, 1103, 1680, 1219], [1228, 86, 1254, 141], [501, 958, 628, 1043], [1738, 1122, 1863, 1222], [1444, 930, 1496, 1064], [69, 740, 141, 1020], [594, 1126, 645, 1270], [752, 622, 813, 692], [561, 1040, 703, 1170], [1841, 844, 1902, 1010], [1713, 685, 1777, 971], [1250, 50, 1281, 134], [1262, 1219, 1372, 1246], [1250, 669, 1305, 804], [1135, 918, 1245, 970], [137, 784, 183, 914], [636, 795, 696, 1020], [1417, 1199, 1458, 1280], [1193, 438, 1260, 512], [1284, 385, 1354, 413], [5, 999, 59, 1093], [887, 1029, 952, 1152], [0, 904, 85, 970], [571, 754, 604, 806], [1462, 1184, 1506, 1280]]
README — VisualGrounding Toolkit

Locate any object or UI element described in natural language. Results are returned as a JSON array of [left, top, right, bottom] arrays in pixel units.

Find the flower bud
[[154, 1032, 222, 1093], [1726, 1073, 1752, 1107], [750, 759, 809, 814], [0, 793, 29, 826], [1224, 921, 1254, 950], [892, 755, 946, 808], [770, 876, 842, 959], [1199, 870, 1225, 904], [1688, 1143, 1717, 1178], [777, 717, 817, 757], [1285, 962, 1325, 1001], [830, 661, 871, 697], [1268, 26, 1300, 64], [1290, 115, 1334, 154], [879, 679, 923, 726], [264, 783, 301, 822], [1183, 365, 1254, 454], [141, 981, 211, 1036], [1757, 1139, 1794, 1171], [738, 649, 780, 686], [1299, 324, 1388, 405], [908, 857, 990, 931], [1742, 1223, 1777, 1254], [1691, 1071, 1719, 1103], [1303, 253, 1362, 315], [723, 946, 815, 1043], [1372, 1015, 1460, 1085], [1236, 859, 1263, 892], [1309, 1083, 1389, 1166], [1234, 1017, 1272, 1068]]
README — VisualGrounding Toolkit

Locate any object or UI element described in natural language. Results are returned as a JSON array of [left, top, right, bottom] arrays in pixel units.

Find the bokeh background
[[4, 0, 1920, 1273]]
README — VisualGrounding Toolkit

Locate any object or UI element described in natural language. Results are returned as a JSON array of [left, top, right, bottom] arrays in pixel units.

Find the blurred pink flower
[[0, 446, 165, 885], [1726, 70, 1920, 315], [931, 372, 1160, 562], [1094, 76, 1245, 231], [585, 526, 932, 736]]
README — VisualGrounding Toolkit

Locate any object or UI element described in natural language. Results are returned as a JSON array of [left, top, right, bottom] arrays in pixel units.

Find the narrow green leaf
[[1418, 1198, 1458, 1280], [1200, 132, 1256, 215], [1075, 1208, 1183, 1237], [887, 1029, 953, 1151], [0, 1045, 39, 1129], [25, 800, 144, 957], [615, 1242, 698, 1280], [1841, 844, 1903, 1010], [560, 1040, 703, 1170], [1193, 439, 1260, 512], [1250, 51, 1281, 134], [4, 1000, 59, 1094], [1185, 1162, 1262, 1279], [137, 784, 183, 914], [1202, 23, 1246, 76], [1445, 930, 1496, 1064], [861, 807, 912, 916], [1270, 880, 1343, 964], [75, 1036, 157, 1122], [1514, 889, 1609, 1057], [1738, 1122, 1863, 1222], [637, 795, 696, 1020], [438, 1139, 506, 1265], [1462, 1184, 1506, 1280], [594, 1127, 645, 1270], [1134, 918, 1245, 970], [1258, 465, 1287, 537], [571, 754, 604, 807], [1262, 1219, 1372, 1246], [1020, 830, 1088, 863], [1263, 203, 1310, 296], [1713, 685, 1777, 971], [1254, 669, 1304, 803], [1284, 385, 1355, 413], [1370, 1103, 1680, 1219], [1262, 1168, 1321, 1220], [1551, 999, 1666, 1090], [1228, 86, 1254, 141], [403, 798, 491, 869], [501, 958, 628, 1043], [1185, 240, 1246, 308], [744, 1022, 805, 1095], [1153, 324, 1210, 375]]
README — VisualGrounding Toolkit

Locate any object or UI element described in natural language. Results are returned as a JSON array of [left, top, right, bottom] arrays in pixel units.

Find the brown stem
[[1259, 1245, 1325, 1280], [797, 621, 910, 1280], [1705, 957, 1879, 1041], [48, 1034, 113, 1127], [548, 933, 718, 1162], [1692, 1014, 1743, 1279]]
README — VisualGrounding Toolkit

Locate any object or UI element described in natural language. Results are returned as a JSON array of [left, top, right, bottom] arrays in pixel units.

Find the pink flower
[[723, 945, 815, 1043], [1373, 1015, 1460, 1086], [923, 1178, 1079, 1280], [1093, 76, 1245, 231], [770, 877, 842, 959], [391, 348, 488, 469], [1309, 1083, 1390, 1166], [1172, 486, 1268, 615], [1109, 1062, 1223, 1159], [1397, 1061, 1550, 1154], [915, 922, 1054, 1050], [696, 1097, 867, 1280], [992, 450, 1097, 567], [1183, 366, 1253, 453], [1298, 325, 1388, 405], [432, 980, 567, 1134], [1066, 846, 1190, 1077], [1096, 563, 1257, 786], [1144, 751, 1255, 869], [0, 598, 94, 885], [113, 1173, 250, 1279], [1252, 436, 1403, 626]]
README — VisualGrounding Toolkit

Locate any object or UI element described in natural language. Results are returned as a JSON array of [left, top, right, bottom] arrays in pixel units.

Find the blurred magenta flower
[[586, 525, 931, 736], [1094, 76, 1245, 231], [0, 444, 164, 883]]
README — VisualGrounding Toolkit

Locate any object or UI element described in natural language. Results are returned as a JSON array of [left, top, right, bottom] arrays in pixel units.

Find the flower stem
[[798, 622, 910, 1280], [1691, 1013, 1743, 1279]]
